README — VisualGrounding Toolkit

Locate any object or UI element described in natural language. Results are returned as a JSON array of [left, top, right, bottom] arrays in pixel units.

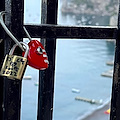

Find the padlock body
[[0, 55, 27, 80], [22, 40, 49, 70]]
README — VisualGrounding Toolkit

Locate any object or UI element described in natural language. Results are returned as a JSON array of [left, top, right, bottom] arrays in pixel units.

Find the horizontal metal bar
[[24, 24, 117, 39]]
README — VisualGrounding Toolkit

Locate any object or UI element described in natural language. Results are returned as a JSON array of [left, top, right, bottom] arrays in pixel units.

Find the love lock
[[0, 42, 29, 80], [23, 40, 49, 70], [23, 27, 49, 70]]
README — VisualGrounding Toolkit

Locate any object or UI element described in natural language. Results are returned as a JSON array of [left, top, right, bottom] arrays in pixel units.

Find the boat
[[72, 88, 80, 93]]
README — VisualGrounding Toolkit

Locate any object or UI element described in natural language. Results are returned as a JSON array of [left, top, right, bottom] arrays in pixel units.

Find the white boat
[[72, 88, 80, 93]]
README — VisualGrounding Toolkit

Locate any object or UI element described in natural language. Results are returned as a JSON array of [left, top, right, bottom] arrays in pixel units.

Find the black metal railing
[[0, 0, 120, 120]]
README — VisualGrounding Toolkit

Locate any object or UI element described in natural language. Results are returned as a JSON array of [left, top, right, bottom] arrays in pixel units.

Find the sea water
[[53, 39, 114, 120], [21, 39, 114, 120], [21, 0, 115, 120]]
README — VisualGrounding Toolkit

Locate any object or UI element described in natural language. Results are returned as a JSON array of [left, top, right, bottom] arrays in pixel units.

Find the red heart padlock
[[23, 40, 49, 70]]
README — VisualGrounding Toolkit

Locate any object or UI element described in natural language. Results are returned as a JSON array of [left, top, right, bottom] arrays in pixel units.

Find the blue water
[[21, 66, 39, 120], [53, 39, 114, 120], [21, 0, 115, 120], [21, 39, 115, 120]]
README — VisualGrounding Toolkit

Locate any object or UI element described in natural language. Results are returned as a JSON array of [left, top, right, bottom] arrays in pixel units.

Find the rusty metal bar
[[24, 24, 117, 39]]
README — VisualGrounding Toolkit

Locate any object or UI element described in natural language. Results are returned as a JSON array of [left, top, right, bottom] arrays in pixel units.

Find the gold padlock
[[0, 42, 29, 80]]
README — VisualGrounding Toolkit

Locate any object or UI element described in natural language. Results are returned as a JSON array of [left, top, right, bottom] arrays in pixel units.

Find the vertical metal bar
[[3, 0, 24, 120], [0, 40, 4, 120], [0, 0, 5, 119], [110, 0, 120, 120], [37, 0, 58, 120]]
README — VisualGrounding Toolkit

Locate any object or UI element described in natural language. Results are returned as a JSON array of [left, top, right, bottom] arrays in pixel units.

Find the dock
[[75, 96, 103, 105], [106, 61, 114, 66], [101, 73, 113, 78], [101, 60, 114, 78], [101, 69, 113, 78]]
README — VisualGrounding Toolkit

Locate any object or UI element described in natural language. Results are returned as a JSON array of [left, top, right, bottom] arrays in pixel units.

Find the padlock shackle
[[23, 26, 32, 41], [9, 42, 29, 58], [0, 11, 24, 51]]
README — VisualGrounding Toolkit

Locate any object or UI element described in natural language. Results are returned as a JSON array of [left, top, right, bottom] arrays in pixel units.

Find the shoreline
[[77, 100, 111, 120]]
